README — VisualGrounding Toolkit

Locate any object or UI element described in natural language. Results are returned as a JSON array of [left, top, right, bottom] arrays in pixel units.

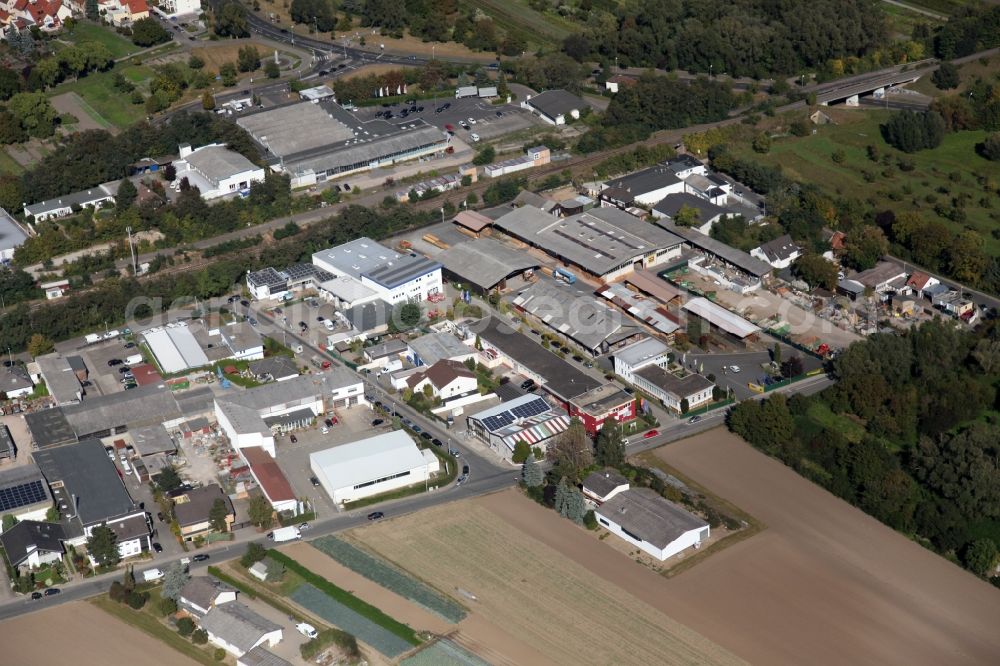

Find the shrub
[[126, 591, 148, 609], [108, 581, 125, 603], [158, 596, 178, 616], [191, 629, 208, 645], [177, 617, 195, 636], [241, 542, 266, 568], [583, 510, 598, 530], [214, 648, 226, 661]]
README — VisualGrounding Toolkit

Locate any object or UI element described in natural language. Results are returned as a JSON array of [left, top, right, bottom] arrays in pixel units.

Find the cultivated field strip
[[312, 536, 468, 623], [352, 503, 746, 666]]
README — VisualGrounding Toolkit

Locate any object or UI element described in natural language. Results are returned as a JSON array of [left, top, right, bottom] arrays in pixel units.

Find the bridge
[[815, 68, 926, 106]]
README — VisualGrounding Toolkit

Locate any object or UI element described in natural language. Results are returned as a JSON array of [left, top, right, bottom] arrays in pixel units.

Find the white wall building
[[596, 488, 709, 561], [632, 365, 714, 413], [312, 237, 442, 305], [751, 234, 802, 270], [157, 0, 201, 16], [200, 602, 283, 657], [174, 143, 266, 200], [613, 337, 671, 384], [310, 430, 439, 505]]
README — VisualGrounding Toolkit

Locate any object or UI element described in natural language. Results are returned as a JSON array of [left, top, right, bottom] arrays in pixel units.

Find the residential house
[[248, 357, 299, 383], [751, 234, 802, 270], [602, 165, 684, 208], [178, 575, 238, 617], [632, 365, 714, 413], [405, 359, 478, 405], [199, 602, 283, 657], [360, 338, 412, 372], [582, 469, 629, 505], [23, 181, 120, 223], [1, 364, 34, 399], [8, 0, 70, 33], [173, 484, 235, 541], [604, 74, 637, 94], [521, 90, 585, 125], [100, 0, 149, 26], [0, 520, 65, 573], [906, 271, 940, 299], [158, 0, 201, 16], [595, 488, 709, 561]]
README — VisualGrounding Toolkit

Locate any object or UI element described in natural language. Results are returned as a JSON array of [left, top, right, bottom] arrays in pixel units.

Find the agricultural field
[[733, 109, 1000, 253], [0, 601, 201, 665], [402, 639, 490, 666], [312, 536, 467, 623], [350, 499, 745, 666]]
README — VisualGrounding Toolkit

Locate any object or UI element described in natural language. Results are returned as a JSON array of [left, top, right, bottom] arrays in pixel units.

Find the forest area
[[728, 319, 1000, 580]]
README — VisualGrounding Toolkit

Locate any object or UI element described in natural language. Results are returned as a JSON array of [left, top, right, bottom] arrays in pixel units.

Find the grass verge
[[265, 550, 421, 646], [635, 449, 765, 578], [89, 596, 217, 666]]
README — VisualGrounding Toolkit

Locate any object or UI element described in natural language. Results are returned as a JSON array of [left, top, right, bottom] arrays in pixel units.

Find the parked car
[[296, 623, 318, 639], [470, 133, 480, 142], [240, 300, 249, 307], [124, 342, 136, 349], [432, 438, 443, 447], [371, 419, 384, 426], [157, 511, 165, 522], [324, 418, 334, 427], [411, 425, 422, 434], [192, 554, 210, 562], [31, 591, 43, 600], [310, 476, 321, 487], [496, 111, 503, 117], [468, 117, 476, 124], [367, 511, 384, 521], [462, 464, 470, 475], [107, 359, 123, 367], [519, 378, 535, 390], [420, 432, 432, 440], [688, 415, 702, 424], [289, 434, 298, 443], [44, 588, 60, 596], [152, 542, 163, 553], [321, 426, 329, 435], [643, 429, 659, 439]]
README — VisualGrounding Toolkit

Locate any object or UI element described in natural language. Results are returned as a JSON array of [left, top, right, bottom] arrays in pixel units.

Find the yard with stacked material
[[348, 500, 745, 666], [0, 601, 201, 665]]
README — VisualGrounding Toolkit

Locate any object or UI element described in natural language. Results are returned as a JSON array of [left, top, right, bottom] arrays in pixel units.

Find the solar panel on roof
[[0, 479, 46, 512], [510, 397, 549, 419]]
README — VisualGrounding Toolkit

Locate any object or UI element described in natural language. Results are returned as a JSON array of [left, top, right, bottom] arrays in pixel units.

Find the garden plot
[[311, 536, 467, 623], [402, 639, 490, 666]]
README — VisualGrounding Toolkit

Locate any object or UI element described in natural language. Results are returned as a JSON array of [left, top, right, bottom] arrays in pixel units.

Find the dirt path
[[655, 428, 1000, 666], [0, 601, 201, 665]]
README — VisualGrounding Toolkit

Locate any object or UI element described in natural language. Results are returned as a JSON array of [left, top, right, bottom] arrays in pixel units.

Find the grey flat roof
[[313, 237, 399, 279], [363, 253, 441, 289], [512, 279, 641, 353], [495, 205, 683, 276], [475, 317, 601, 400], [527, 89, 584, 119], [0, 207, 28, 251], [436, 238, 540, 289], [129, 424, 177, 456], [35, 353, 81, 406], [237, 102, 355, 157], [61, 385, 182, 438], [657, 222, 773, 278], [24, 408, 76, 448], [634, 365, 714, 400], [597, 488, 707, 550], [607, 165, 681, 196], [184, 145, 258, 185], [614, 337, 670, 368], [408, 332, 472, 366], [33, 439, 135, 526], [344, 300, 393, 333], [285, 125, 446, 174], [653, 192, 730, 222]]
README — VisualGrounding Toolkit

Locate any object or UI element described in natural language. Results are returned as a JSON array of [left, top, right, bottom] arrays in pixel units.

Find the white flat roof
[[143, 324, 210, 373], [310, 430, 430, 491], [682, 297, 759, 338]]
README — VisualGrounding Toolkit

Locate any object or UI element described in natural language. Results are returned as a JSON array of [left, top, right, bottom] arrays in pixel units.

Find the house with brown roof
[[179, 575, 238, 617], [905, 271, 939, 299], [406, 359, 478, 404], [173, 484, 235, 541]]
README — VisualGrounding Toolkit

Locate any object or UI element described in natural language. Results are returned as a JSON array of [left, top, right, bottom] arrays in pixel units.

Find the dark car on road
[[192, 554, 210, 562], [420, 432, 432, 440], [31, 591, 42, 600], [462, 464, 470, 475], [152, 542, 163, 553], [290, 434, 298, 443], [44, 588, 60, 596], [371, 419, 384, 426], [107, 359, 123, 367], [240, 300, 250, 307], [432, 438, 443, 447], [519, 378, 535, 390], [367, 511, 384, 521], [310, 476, 321, 487]]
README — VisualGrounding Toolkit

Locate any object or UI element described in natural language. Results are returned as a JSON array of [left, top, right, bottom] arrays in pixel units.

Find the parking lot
[[353, 96, 540, 144], [74, 336, 145, 397]]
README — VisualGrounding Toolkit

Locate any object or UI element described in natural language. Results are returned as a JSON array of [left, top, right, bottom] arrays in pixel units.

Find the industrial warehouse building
[[310, 431, 440, 505], [174, 143, 266, 200], [312, 237, 442, 305], [236, 101, 449, 183], [596, 488, 709, 561]]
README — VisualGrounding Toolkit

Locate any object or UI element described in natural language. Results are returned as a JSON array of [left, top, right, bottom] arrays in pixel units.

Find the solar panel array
[[479, 396, 550, 432], [0, 479, 47, 512]]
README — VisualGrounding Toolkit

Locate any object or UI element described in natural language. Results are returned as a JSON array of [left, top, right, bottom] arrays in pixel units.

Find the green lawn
[[49, 64, 153, 128], [0, 148, 25, 175], [462, 0, 575, 45], [735, 110, 1000, 254], [805, 402, 867, 444], [58, 21, 139, 60]]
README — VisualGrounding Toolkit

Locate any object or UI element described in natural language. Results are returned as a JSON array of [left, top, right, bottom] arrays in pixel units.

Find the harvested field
[[0, 601, 201, 665], [648, 428, 1000, 665], [340, 63, 417, 81], [190, 43, 261, 72], [350, 502, 744, 666]]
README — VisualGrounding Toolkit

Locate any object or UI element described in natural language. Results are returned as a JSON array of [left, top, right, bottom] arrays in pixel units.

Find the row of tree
[[728, 319, 1000, 577]]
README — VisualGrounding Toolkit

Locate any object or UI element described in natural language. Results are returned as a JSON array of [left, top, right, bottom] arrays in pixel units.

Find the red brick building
[[567, 384, 636, 435]]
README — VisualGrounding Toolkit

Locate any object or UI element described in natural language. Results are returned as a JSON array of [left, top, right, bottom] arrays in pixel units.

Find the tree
[[781, 355, 804, 378], [163, 164, 177, 182], [594, 418, 625, 468], [214, 1, 249, 38], [0, 67, 21, 102], [7, 92, 58, 139], [202, 92, 215, 110], [188, 54, 205, 70], [219, 63, 238, 87], [673, 205, 701, 228], [680, 398, 690, 414], [547, 418, 592, 482], [264, 60, 280, 79], [396, 302, 421, 329], [237, 45, 260, 73], [87, 524, 120, 568], [156, 466, 182, 492], [979, 134, 1000, 161], [26, 333, 54, 358], [131, 18, 171, 47], [116, 178, 137, 212], [162, 561, 190, 600], [792, 253, 839, 290], [2, 514, 17, 531], [752, 132, 771, 154], [158, 596, 178, 616], [565, 487, 586, 524], [522, 454, 543, 487], [241, 542, 266, 568], [209, 497, 230, 533], [472, 145, 496, 166], [248, 494, 273, 528], [931, 62, 960, 90], [0, 111, 26, 145], [554, 477, 570, 517], [512, 440, 531, 464], [85, 0, 99, 20], [963, 539, 998, 576], [192, 629, 209, 645], [881, 110, 946, 153], [842, 226, 888, 271], [177, 617, 196, 637]]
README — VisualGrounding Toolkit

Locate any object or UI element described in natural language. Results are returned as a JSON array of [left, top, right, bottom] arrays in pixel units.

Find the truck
[[142, 568, 164, 582], [267, 526, 300, 542], [84, 333, 101, 345], [125, 354, 143, 366]]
